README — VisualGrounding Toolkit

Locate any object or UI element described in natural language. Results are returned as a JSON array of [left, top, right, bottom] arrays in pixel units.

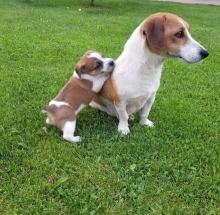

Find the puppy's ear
[[141, 15, 166, 53], [75, 63, 85, 78]]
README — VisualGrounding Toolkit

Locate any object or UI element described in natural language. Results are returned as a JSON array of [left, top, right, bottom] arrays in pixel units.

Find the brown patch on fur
[[75, 50, 103, 77], [44, 50, 115, 141], [141, 15, 166, 54], [140, 12, 190, 56], [92, 94, 105, 106], [45, 78, 95, 129], [99, 75, 121, 106], [45, 105, 75, 129], [54, 78, 93, 106]]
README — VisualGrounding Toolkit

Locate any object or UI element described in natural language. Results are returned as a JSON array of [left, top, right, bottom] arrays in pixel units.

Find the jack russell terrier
[[43, 51, 115, 143], [91, 12, 209, 135]]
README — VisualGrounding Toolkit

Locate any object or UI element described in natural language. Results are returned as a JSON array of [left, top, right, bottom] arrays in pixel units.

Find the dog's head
[[140, 12, 209, 63], [75, 51, 115, 77]]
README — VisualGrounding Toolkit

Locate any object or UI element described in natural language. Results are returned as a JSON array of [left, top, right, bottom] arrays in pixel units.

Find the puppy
[[43, 51, 115, 143]]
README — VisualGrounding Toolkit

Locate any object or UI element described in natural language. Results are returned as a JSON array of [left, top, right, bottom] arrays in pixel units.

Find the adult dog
[[91, 12, 209, 135]]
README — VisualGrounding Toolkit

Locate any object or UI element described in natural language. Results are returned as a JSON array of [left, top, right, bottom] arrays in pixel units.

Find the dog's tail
[[42, 105, 54, 114]]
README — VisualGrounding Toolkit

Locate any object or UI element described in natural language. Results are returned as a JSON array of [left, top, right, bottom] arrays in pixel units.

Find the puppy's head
[[75, 51, 115, 77], [140, 12, 209, 63]]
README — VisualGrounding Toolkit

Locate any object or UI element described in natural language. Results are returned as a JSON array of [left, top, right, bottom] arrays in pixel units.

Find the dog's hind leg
[[139, 92, 156, 127]]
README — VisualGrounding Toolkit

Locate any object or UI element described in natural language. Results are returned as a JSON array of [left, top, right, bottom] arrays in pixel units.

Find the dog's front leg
[[139, 92, 156, 127], [115, 102, 130, 135]]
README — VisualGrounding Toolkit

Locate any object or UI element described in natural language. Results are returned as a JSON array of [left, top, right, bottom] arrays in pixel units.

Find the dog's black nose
[[109, 61, 115, 67], [200, 49, 209, 59]]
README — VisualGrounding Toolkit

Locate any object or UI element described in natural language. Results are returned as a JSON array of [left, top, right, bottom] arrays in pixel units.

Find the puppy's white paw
[[118, 125, 130, 135], [64, 136, 81, 143], [72, 136, 81, 142], [140, 118, 154, 127]]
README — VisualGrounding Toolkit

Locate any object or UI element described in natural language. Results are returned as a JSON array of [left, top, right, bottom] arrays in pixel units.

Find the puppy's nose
[[109, 61, 115, 67], [199, 49, 209, 59]]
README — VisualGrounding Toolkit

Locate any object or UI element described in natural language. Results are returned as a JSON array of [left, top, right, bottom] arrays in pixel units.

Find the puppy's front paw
[[118, 125, 130, 135], [140, 118, 154, 127]]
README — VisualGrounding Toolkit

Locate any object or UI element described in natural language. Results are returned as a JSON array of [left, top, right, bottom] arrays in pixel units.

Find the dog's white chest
[[126, 95, 148, 114], [116, 63, 162, 114]]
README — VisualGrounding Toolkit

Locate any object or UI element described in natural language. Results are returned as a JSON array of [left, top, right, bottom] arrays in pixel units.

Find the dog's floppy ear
[[75, 63, 85, 78], [141, 15, 166, 54]]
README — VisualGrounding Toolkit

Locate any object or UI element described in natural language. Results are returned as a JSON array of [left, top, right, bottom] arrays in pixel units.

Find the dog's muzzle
[[199, 49, 209, 59]]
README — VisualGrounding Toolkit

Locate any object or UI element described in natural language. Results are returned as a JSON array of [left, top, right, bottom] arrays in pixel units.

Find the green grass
[[0, 0, 220, 214]]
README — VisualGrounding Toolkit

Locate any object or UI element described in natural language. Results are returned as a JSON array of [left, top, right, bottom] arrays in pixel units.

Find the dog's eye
[[95, 60, 103, 69], [174, 30, 184, 38]]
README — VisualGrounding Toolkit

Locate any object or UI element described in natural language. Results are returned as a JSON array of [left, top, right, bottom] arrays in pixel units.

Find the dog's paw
[[128, 114, 135, 122], [118, 125, 130, 135], [64, 136, 81, 143], [140, 118, 154, 127], [72, 136, 81, 142]]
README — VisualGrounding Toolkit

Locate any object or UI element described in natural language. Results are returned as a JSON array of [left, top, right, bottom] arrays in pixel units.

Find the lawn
[[0, 0, 219, 214]]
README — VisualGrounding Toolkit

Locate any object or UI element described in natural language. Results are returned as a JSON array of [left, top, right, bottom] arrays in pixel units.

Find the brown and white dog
[[43, 51, 115, 143], [91, 12, 209, 135]]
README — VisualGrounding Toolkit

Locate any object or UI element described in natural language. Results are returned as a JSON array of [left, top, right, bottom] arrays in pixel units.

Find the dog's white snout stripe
[[179, 31, 207, 63]]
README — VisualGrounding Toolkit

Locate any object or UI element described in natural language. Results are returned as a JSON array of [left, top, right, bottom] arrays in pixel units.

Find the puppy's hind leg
[[62, 121, 81, 143]]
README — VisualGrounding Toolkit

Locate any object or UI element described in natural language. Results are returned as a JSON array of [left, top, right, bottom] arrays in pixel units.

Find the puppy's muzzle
[[109, 60, 115, 67]]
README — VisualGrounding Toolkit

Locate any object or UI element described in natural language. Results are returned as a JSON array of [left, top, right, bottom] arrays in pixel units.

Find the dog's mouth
[[168, 53, 194, 64], [168, 53, 183, 60], [175, 55, 187, 62]]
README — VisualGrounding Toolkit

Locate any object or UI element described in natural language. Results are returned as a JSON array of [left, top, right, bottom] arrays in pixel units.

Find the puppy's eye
[[95, 60, 103, 69], [174, 30, 184, 38]]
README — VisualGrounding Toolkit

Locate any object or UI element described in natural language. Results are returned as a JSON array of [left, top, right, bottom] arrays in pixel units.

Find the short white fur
[[98, 25, 164, 134], [179, 30, 206, 63], [63, 121, 81, 143], [81, 73, 110, 92], [49, 100, 70, 108], [98, 18, 207, 135]]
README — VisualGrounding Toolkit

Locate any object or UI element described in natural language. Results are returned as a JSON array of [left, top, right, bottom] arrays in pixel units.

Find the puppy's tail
[[42, 105, 54, 114]]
